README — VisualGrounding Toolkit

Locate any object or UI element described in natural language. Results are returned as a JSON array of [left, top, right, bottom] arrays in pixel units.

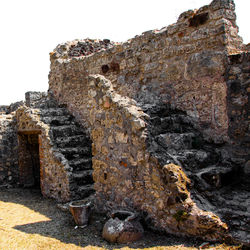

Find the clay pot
[[102, 210, 144, 243], [69, 200, 92, 227]]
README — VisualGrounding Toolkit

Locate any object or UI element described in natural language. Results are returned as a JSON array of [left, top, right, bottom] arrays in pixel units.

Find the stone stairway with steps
[[31, 94, 94, 200], [24, 92, 249, 244], [143, 104, 250, 245]]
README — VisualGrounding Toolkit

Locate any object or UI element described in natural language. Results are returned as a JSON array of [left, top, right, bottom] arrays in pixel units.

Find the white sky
[[0, 0, 249, 105]]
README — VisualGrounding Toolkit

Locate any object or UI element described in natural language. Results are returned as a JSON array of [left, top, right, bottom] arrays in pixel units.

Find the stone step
[[68, 157, 92, 171], [70, 170, 94, 185], [156, 132, 195, 151], [41, 115, 73, 126], [71, 184, 95, 200], [194, 165, 238, 191], [160, 115, 195, 132], [58, 147, 92, 160], [54, 135, 88, 148], [39, 108, 68, 117], [36, 99, 59, 109], [30, 96, 94, 202], [216, 208, 250, 238], [77, 184, 94, 193], [172, 149, 218, 172], [50, 125, 86, 138], [149, 114, 196, 136]]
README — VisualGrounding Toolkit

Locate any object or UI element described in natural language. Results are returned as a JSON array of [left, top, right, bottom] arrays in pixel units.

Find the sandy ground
[[0, 187, 241, 250]]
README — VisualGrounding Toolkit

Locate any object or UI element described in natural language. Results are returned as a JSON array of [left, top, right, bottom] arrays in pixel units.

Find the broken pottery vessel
[[102, 210, 144, 243], [69, 200, 92, 227]]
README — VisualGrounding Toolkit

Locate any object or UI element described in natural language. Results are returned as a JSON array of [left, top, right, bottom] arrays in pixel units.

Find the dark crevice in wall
[[101, 65, 109, 74], [189, 13, 209, 27]]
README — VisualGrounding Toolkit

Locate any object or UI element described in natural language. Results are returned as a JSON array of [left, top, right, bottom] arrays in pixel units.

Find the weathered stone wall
[[0, 113, 19, 185], [0, 100, 27, 186], [25, 91, 47, 108], [16, 107, 71, 201], [226, 52, 250, 178], [49, 0, 243, 142]]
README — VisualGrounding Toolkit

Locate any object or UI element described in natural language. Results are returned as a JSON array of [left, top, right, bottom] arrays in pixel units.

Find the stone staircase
[[31, 94, 94, 200], [143, 104, 250, 245]]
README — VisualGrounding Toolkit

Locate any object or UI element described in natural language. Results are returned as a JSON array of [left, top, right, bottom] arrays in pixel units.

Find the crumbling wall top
[[50, 0, 243, 64]]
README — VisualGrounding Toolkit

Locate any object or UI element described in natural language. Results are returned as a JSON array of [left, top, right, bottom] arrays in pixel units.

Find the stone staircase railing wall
[[82, 74, 229, 241]]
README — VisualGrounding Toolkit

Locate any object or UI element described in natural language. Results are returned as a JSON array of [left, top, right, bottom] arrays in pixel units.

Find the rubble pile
[[53, 39, 116, 59]]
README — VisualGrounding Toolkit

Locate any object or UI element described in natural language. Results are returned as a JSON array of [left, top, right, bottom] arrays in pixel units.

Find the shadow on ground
[[0, 187, 207, 249]]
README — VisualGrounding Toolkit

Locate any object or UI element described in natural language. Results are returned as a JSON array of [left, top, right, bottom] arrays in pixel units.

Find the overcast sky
[[0, 0, 249, 105]]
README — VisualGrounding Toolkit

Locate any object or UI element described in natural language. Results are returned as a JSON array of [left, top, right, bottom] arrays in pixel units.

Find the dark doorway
[[18, 132, 41, 189]]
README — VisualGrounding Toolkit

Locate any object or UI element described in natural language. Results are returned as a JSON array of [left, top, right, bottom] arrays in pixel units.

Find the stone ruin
[[0, 0, 249, 246]]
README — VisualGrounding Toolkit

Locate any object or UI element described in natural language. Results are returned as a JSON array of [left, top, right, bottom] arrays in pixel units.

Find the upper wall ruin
[[49, 0, 245, 143]]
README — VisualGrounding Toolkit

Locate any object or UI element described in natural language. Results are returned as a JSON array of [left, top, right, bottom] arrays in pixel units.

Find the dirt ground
[[0, 187, 242, 250]]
